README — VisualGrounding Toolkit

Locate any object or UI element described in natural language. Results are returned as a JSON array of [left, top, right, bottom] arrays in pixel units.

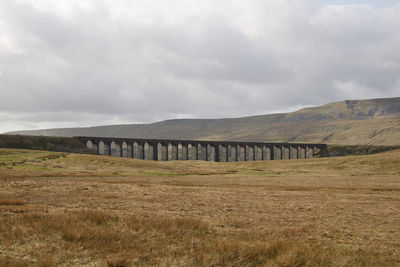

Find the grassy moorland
[[0, 135, 93, 154], [0, 148, 399, 266]]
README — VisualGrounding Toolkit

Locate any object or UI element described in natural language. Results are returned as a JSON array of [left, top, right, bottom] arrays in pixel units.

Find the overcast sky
[[1, 0, 400, 133]]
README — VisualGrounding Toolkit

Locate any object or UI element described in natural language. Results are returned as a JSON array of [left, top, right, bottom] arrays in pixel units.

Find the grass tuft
[[72, 209, 117, 225], [106, 257, 131, 267], [0, 198, 25, 206]]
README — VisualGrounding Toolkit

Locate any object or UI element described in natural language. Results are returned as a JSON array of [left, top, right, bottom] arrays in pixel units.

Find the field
[[0, 148, 399, 266]]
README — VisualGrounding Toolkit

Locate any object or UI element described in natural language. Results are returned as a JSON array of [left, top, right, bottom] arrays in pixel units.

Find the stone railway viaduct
[[75, 136, 327, 162]]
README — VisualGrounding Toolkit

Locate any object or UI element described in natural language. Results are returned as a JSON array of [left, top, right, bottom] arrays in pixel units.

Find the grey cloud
[[0, 0, 399, 132]]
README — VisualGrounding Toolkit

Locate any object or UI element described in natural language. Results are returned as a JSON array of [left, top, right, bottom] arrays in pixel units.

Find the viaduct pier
[[75, 136, 327, 162]]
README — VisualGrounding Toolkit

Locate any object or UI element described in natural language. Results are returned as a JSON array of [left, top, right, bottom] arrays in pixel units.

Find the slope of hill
[[0, 135, 93, 154], [5, 97, 400, 145]]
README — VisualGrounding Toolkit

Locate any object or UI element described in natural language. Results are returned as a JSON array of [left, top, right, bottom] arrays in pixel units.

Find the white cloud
[[0, 0, 399, 132]]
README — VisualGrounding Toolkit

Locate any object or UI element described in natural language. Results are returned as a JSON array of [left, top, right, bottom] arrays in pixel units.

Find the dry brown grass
[[0, 198, 26, 206], [0, 148, 399, 266]]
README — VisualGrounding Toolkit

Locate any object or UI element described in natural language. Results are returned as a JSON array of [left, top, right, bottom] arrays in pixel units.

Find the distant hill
[[5, 97, 400, 145]]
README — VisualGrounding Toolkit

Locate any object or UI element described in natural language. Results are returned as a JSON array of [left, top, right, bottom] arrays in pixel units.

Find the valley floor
[[0, 149, 399, 266]]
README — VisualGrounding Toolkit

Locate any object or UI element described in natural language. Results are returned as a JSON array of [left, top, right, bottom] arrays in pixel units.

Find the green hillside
[[5, 97, 400, 145], [0, 135, 93, 154]]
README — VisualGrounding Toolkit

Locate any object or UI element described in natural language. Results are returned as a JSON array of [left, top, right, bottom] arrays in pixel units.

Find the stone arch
[[217, 144, 227, 162], [187, 144, 193, 160], [283, 146, 290, 160], [266, 146, 272, 160], [156, 142, 162, 161], [226, 144, 236, 161], [306, 146, 314, 158], [132, 142, 139, 159], [198, 143, 206, 161], [290, 146, 297, 159], [237, 145, 245, 161], [157, 142, 168, 161], [127, 142, 134, 158], [254, 145, 262, 161], [110, 141, 116, 156], [110, 141, 121, 157], [86, 140, 93, 149], [177, 143, 183, 160], [168, 143, 178, 160], [85, 140, 97, 154], [298, 146, 305, 159], [144, 142, 150, 160], [104, 141, 111, 156], [121, 141, 128, 158], [190, 143, 198, 160], [91, 140, 98, 154], [206, 144, 212, 161], [227, 145, 232, 161], [182, 143, 189, 160], [98, 141, 105, 155], [275, 146, 282, 160], [245, 145, 254, 161]]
